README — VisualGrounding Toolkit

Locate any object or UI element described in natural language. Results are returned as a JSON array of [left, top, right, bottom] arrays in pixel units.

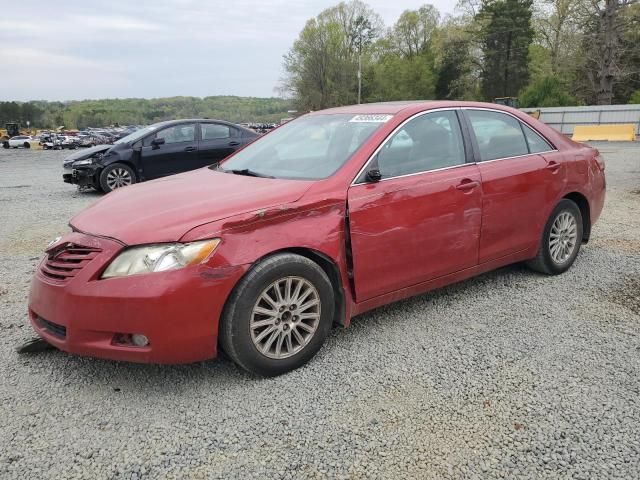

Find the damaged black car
[[63, 119, 258, 193]]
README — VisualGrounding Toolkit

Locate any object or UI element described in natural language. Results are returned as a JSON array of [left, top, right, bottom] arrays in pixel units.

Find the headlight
[[73, 158, 94, 166], [102, 239, 220, 279]]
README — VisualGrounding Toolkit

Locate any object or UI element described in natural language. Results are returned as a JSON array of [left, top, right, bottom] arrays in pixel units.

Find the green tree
[[519, 76, 578, 106], [535, 0, 585, 79], [366, 4, 440, 102], [580, 0, 636, 105], [477, 0, 535, 100], [0, 97, 293, 129], [435, 21, 476, 99], [282, 0, 383, 110], [613, 1, 640, 103], [390, 5, 440, 58]]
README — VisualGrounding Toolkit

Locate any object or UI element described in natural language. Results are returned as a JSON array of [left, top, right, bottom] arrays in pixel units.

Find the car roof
[[308, 100, 522, 116], [150, 118, 239, 127], [148, 118, 256, 135]]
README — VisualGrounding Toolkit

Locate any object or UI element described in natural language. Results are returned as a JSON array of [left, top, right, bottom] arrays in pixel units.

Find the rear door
[[139, 123, 198, 179], [462, 109, 565, 263], [347, 109, 482, 301], [198, 123, 241, 167]]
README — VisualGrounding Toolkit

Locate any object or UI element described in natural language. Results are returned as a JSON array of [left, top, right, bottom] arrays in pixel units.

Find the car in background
[[63, 119, 258, 192], [31, 101, 606, 376], [60, 136, 80, 149], [40, 133, 64, 150], [3, 135, 36, 149]]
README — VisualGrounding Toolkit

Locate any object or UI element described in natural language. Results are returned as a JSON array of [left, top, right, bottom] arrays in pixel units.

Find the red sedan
[[29, 101, 606, 376]]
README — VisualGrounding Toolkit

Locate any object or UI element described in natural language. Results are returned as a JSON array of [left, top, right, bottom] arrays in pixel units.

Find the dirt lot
[[0, 144, 639, 479]]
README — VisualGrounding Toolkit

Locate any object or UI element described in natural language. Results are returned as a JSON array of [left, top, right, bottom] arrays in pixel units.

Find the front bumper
[[28, 232, 248, 364], [63, 165, 99, 187]]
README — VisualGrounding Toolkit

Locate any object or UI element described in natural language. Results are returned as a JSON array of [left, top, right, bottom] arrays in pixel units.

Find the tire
[[99, 163, 136, 193], [527, 199, 583, 275], [23, 142, 30, 149], [219, 253, 335, 377], [2, 142, 9, 149]]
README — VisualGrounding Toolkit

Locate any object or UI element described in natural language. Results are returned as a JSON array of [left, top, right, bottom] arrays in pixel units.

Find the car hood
[[63, 144, 111, 164], [70, 168, 314, 245]]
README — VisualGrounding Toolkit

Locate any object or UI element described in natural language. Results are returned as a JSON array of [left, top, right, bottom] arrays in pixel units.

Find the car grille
[[40, 243, 102, 282], [38, 317, 67, 339]]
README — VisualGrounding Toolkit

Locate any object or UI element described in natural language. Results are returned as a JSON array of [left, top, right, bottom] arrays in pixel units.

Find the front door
[[140, 123, 197, 179], [347, 110, 482, 302]]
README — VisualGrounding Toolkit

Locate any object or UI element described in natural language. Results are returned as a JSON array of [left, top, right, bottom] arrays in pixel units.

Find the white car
[[3, 135, 35, 149]]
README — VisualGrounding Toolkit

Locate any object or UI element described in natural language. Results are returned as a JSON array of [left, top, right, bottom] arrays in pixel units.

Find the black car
[[63, 119, 258, 192]]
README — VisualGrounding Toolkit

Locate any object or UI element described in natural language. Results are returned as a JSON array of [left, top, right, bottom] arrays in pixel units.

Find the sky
[[0, 0, 455, 101]]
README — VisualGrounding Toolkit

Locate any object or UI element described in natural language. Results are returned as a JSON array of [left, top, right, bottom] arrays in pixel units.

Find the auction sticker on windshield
[[349, 114, 394, 123]]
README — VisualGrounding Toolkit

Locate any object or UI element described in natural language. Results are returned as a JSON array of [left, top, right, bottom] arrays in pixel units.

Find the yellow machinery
[[494, 97, 519, 108], [528, 109, 541, 120]]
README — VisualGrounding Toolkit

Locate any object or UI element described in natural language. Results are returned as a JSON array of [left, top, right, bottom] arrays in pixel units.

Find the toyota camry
[[29, 101, 606, 376]]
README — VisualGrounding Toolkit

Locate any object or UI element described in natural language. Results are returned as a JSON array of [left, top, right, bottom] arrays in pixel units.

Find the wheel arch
[[286, 247, 346, 327], [227, 247, 347, 327], [563, 191, 591, 243]]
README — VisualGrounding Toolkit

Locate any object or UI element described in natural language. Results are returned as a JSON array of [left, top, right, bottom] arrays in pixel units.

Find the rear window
[[467, 110, 529, 161], [201, 124, 232, 140], [522, 124, 553, 153]]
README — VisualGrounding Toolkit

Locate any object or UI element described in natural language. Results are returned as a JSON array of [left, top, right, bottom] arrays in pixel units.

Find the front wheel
[[527, 199, 583, 275], [23, 142, 31, 149], [219, 253, 335, 376], [99, 163, 136, 193]]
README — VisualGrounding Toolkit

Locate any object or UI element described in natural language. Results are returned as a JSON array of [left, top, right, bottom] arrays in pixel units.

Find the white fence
[[520, 104, 640, 136]]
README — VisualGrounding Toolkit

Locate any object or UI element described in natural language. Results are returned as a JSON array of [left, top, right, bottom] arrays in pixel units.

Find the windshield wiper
[[228, 168, 274, 178]]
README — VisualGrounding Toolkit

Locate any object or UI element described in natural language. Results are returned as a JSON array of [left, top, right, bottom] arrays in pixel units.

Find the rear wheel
[[23, 142, 30, 149], [2, 142, 8, 149], [527, 199, 583, 275], [99, 163, 136, 193], [220, 253, 334, 376]]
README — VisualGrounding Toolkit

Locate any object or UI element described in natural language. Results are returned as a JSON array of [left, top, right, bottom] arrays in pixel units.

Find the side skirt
[[350, 247, 534, 317]]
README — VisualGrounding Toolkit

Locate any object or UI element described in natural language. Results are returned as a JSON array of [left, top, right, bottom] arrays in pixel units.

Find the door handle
[[456, 179, 480, 191], [184, 146, 197, 152], [546, 161, 561, 171], [228, 141, 240, 147]]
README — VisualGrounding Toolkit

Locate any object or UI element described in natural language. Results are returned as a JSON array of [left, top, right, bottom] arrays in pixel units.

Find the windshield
[[114, 125, 159, 145], [220, 113, 390, 180]]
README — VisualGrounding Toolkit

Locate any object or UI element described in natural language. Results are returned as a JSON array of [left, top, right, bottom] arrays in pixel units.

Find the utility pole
[[357, 46, 362, 104], [353, 14, 372, 106]]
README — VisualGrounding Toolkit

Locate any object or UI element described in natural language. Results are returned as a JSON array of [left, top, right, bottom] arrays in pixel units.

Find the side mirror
[[366, 169, 382, 182], [151, 137, 165, 149]]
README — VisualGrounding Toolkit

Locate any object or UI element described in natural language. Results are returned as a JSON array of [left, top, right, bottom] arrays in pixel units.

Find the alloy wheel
[[106, 168, 132, 190], [549, 211, 578, 264], [250, 276, 321, 359]]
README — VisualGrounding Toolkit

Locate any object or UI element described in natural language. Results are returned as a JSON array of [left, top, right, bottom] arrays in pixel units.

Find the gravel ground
[[1, 144, 639, 479]]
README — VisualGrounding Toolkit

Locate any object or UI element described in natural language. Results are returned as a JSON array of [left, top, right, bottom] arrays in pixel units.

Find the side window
[[376, 110, 465, 179], [156, 124, 196, 145], [201, 124, 230, 141], [142, 135, 155, 147], [466, 110, 529, 161], [522, 123, 553, 153]]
